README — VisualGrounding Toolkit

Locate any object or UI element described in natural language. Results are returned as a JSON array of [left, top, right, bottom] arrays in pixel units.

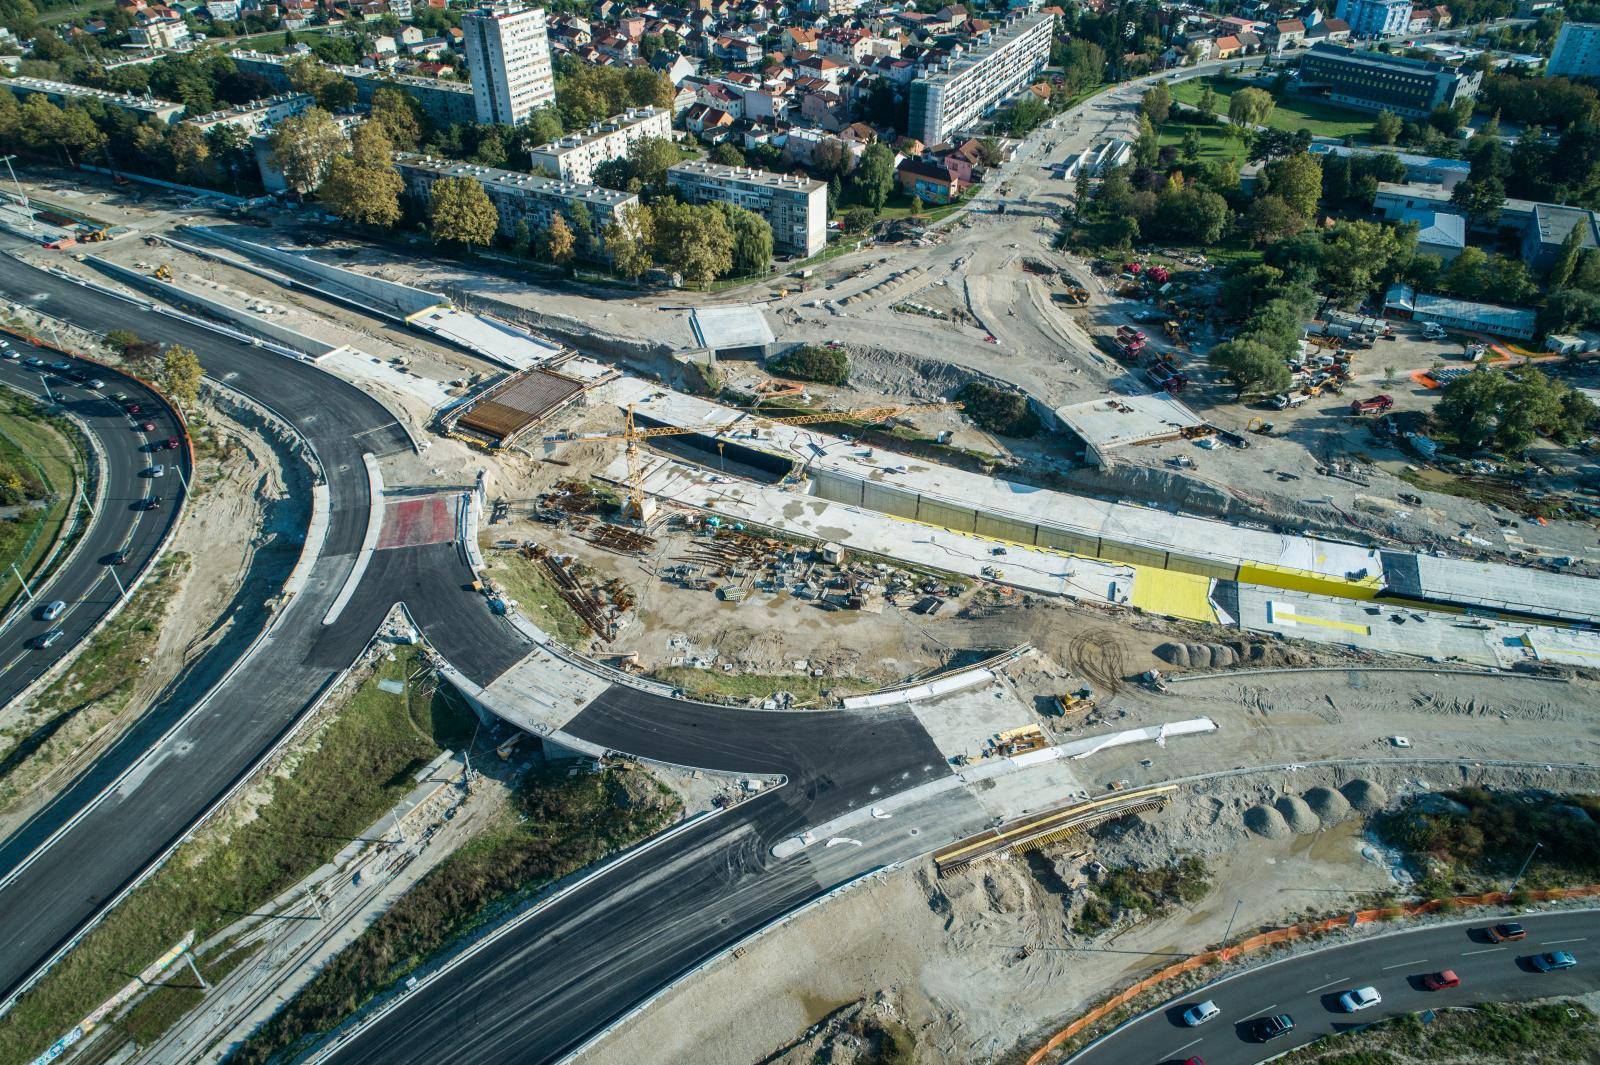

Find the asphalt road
[[1071, 910, 1600, 1065], [0, 341, 187, 708], [0, 253, 412, 1004]]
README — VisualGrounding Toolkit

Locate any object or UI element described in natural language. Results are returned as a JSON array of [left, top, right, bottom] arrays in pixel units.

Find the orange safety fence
[[1024, 882, 1600, 1065]]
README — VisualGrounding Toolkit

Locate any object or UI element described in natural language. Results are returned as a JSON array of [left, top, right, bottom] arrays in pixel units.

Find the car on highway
[[1530, 951, 1577, 972], [39, 599, 66, 622], [142, 465, 165, 478], [87, 378, 105, 390], [164, 437, 180, 451], [111, 392, 129, 404], [1486, 922, 1526, 942], [104, 549, 129, 566], [1182, 1000, 1219, 1026], [139, 421, 156, 432], [1422, 969, 1460, 990], [1338, 986, 1381, 1012], [30, 629, 63, 650], [1249, 1013, 1295, 1042], [51, 361, 70, 372], [137, 496, 162, 510], [125, 403, 142, 415], [24, 356, 44, 368]]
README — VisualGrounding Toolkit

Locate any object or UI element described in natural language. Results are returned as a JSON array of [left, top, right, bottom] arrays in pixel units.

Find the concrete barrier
[[187, 226, 440, 318]]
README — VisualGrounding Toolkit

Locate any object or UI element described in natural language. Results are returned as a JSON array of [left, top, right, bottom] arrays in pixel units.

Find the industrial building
[[1546, 21, 1600, 79], [528, 107, 672, 184], [908, 11, 1053, 146], [230, 51, 477, 127], [1295, 42, 1482, 117], [2, 76, 186, 125], [394, 154, 639, 252], [1382, 283, 1536, 339], [462, 1, 556, 126], [666, 160, 828, 258]]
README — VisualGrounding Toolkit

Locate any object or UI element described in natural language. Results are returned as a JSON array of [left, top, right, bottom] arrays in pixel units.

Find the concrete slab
[[907, 681, 1040, 764], [1053, 393, 1203, 457], [476, 643, 613, 735], [320, 348, 453, 408], [407, 305, 563, 370], [689, 304, 775, 350]]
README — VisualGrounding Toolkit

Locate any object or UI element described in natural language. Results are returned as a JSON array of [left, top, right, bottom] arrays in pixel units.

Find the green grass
[[1171, 76, 1376, 141], [1158, 114, 1248, 167], [1075, 856, 1210, 936], [477, 542, 592, 647], [0, 647, 476, 1064], [0, 401, 82, 616], [0, 552, 190, 816], [650, 665, 869, 706]]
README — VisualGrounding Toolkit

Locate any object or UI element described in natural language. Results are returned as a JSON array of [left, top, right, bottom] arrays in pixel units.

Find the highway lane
[[1070, 910, 1600, 1065], [0, 341, 187, 708], [0, 254, 412, 1004]]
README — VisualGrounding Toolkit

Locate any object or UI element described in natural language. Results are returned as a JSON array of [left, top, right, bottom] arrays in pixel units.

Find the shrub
[[956, 382, 1040, 437], [769, 344, 849, 385]]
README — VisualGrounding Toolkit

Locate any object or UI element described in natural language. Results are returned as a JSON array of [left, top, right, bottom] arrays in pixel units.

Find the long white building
[[1547, 22, 1600, 79], [463, 2, 556, 125], [666, 160, 828, 258], [528, 107, 672, 184], [907, 11, 1053, 146]]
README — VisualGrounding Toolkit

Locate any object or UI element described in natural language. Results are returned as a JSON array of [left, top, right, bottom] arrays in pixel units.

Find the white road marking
[[1381, 958, 1426, 970], [1161, 1037, 1202, 1060], [1242, 1002, 1279, 1020], [1545, 938, 1588, 945], [1304, 978, 1346, 994], [1461, 947, 1506, 956]]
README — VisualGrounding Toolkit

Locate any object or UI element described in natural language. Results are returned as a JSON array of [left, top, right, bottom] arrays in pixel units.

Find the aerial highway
[[0, 339, 187, 709], [1069, 910, 1600, 1065]]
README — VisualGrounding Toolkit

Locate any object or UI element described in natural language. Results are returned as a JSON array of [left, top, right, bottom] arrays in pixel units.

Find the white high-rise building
[[1547, 22, 1600, 79], [463, 2, 555, 126]]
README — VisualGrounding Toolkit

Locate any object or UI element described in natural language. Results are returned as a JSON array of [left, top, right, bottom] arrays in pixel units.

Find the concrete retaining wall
[[186, 226, 440, 318]]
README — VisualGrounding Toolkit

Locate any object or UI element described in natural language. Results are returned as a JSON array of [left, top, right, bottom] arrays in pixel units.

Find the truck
[[1350, 394, 1394, 415]]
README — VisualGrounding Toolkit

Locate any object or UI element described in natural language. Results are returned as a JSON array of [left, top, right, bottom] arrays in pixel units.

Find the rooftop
[[689, 304, 775, 349], [394, 153, 640, 209], [1304, 39, 1463, 76], [1400, 208, 1466, 249], [668, 159, 826, 192], [1053, 393, 1204, 451], [531, 107, 667, 156], [918, 10, 1053, 86], [4, 75, 184, 113]]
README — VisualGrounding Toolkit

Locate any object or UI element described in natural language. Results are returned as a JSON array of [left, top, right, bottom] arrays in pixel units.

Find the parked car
[[163, 437, 180, 451], [1422, 969, 1460, 990], [39, 599, 65, 622], [1486, 923, 1526, 943], [1182, 1001, 1219, 1026], [1250, 1014, 1295, 1042], [1530, 951, 1577, 972], [1338, 986, 1381, 1012], [30, 629, 63, 650], [1350, 395, 1394, 415]]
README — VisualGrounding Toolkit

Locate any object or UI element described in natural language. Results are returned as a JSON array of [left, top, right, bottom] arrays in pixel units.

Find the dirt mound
[[1244, 804, 1290, 839], [1304, 786, 1352, 824], [1342, 778, 1388, 814], [1154, 642, 1240, 669], [1274, 795, 1321, 835]]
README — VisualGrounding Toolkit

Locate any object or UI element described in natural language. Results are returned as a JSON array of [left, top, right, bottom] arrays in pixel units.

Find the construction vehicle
[[1113, 325, 1146, 359], [1350, 394, 1394, 415], [574, 400, 958, 523], [1054, 688, 1095, 716], [152, 264, 173, 281]]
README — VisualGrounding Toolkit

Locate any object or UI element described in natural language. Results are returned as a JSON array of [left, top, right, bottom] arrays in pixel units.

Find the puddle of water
[[797, 992, 855, 1027]]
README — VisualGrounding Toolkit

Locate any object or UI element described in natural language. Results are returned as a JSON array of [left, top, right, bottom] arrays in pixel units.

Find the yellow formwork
[[1237, 560, 1382, 600], [1128, 567, 1217, 624]]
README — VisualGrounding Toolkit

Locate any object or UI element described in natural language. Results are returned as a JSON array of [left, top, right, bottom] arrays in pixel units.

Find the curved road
[[1070, 910, 1600, 1065], [0, 342, 188, 708]]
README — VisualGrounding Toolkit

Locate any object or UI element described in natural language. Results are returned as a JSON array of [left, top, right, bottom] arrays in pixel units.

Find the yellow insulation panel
[[1238, 561, 1382, 600], [1128, 567, 1218, 624]]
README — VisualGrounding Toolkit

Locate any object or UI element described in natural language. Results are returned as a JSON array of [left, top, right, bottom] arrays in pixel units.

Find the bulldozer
[[1054, 687, 1095, 717], [152, 263, 173, 282]]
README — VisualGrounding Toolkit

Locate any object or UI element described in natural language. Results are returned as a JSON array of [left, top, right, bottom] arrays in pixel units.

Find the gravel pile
[[1342, 778, 1388, 814], [1274, 795, 1321, 835], [1304, 786, 1352, 824], [1244, 804, 1291, 839]]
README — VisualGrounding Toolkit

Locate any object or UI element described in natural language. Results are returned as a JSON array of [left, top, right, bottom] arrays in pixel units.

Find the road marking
[[1546, 938, 1588, 945], [1381, 958, 1426, 970], [1461, 947, 1506, 956], [1242, 1002, 1279, 1020], [1304, 978, 1346, 994], [1162, 1037, 1202, 1059]]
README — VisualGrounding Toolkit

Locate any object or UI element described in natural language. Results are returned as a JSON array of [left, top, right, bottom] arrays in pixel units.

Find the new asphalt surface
[[1070, 910, 1600, 1065], [0, 254, 411, 1004], [0, 340, 187, 709]]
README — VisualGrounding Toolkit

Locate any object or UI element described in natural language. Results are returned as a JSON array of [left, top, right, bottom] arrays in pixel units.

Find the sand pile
[[1275, 795, 1321, 835], [1244, 804, 1290, 839], [1304, 786, 1352, 824], [1342, 779, 1388, 814]]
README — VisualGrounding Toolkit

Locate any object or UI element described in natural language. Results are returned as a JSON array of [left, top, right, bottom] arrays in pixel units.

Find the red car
[[125, 403, 142, 415], [164, 437, 180, 451], [140, 421, 156, 432], [1422, 969, 1460, 990], [1486, 922, 1526, 943]]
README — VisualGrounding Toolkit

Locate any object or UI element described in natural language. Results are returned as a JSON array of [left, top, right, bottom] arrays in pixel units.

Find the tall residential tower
[[462, 2, 555, 126]]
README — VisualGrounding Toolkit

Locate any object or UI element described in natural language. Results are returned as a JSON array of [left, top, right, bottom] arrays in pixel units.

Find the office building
[[395, 154, 638, 253], [230, 51, 477, 127], [907, 11, 1053, 146], [1334, 0, 1410, 38], [1296, 42, 1482, 117], [529, 107, 672, 184], [462, 2, 555, 126], [2, 76, 186, 125], [1546, 22, 1600, 79], [666, 160, 827, 258]]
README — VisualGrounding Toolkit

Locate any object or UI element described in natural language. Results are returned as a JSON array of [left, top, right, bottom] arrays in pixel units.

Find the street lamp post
[[1509, 841, 1542, 895]]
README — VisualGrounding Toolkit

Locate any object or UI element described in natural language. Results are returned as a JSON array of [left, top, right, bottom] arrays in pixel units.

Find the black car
[[1250, 1014, 1295, 1042], [138, 496, 162, 511], [104, 549, 129, 566]]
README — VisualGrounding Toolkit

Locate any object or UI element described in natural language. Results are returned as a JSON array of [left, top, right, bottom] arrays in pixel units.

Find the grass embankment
[[650, 665, 870, 706], [0, 647, 476, 1064], [0, 552, 190, 816], [0, 397, 83, 615], [1076, 856, 1210, 937], [1396, 466, 1570, 520], [1170, 76, 1376, 141], [230, 761, 680, 1064], [1375, 788, 1600, 897], [1284, 1001, 1600, 1064], [476, 543, 592, 646]]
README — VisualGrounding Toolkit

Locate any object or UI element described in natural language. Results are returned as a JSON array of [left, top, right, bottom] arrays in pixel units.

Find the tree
[[716, 202, 773, 277], [428, 176, 498, 250], [319, 78, 358, 112], [854, 142, 895, 212], [603, 206, 654, 281], [161, 345, 202, 408], [1261, 151, 1322, 220], [627, 135, 679, 189], [1449, 175, 1506, 226], [1009, 95, 1050, 136], [513, 219, 532, 258], [1134, 112, 1159, 169], [565, 199, 594, 259], [1229, 87, 1275, 130], [843, 206, 875, 232], [650, 201, 732, 286], [164, 123, 211, 184], [1141, 79, 1172, 125], [1181, 127, 1202, 162], [710, 142, 744, 166], [1243, 194, 1306, 245], [1317, 220, 1416, 302], [369, 86, 424, 150], [270, 107, 345, 197], [910, 194, 925, 217], [1198, 84, 1217, 117], [544, 213, 575, 269], [1210, 338, 1289, 397], [1549, 223, 1585, 288], [1153, 185, 1230, 244], [319, 124, 403, 228], [286, 55, 335, 96]]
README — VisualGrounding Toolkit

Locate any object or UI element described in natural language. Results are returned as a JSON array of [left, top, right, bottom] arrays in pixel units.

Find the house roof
[[898, 157, 956, 183]]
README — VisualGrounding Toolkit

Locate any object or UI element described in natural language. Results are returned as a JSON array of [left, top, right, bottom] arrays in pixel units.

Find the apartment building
[[528, 107, 672, 183], [907, 10, 1053, 147], [666, 160, 827, 257], [462, 2, 556, 125], [1547, 21, 1600, 79], [395, 153, 639, 253], [1334, 0, 1411, 38], [230, 51, 477, 126], [2, 76, 186, 124], [184, 92, 314, 135], [1295, 41, 1481, 117]]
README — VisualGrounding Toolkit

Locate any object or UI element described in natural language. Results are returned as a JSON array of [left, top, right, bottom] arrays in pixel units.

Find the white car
[[1182, 1000, 1220, 1026], [1339, 986, 1381, 1012]]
